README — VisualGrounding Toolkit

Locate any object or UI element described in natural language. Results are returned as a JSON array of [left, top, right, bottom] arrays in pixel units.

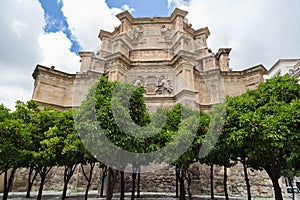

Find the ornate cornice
[[32, 65, 75, 80]]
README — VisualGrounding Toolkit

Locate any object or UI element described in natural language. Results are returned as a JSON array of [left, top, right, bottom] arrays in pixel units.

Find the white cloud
[[61, 0, 121, 51], [2, 0, 300, 111], [172, 0, 300, 70], [0, 0, 81, 110], [0, 0, 45, 110], [11, 19, 27, 38], [0, 0, 122, 110], [121, 4, 135, 14], [38, 31, 81, 73], [168, 0, 191, 9]]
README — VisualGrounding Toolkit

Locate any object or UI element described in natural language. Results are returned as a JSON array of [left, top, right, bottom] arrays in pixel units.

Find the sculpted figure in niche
[[132, 25, 144, 42], [160, 25, 172, 41], [133, 76, 145, 88], [156, 75, 173, 95]]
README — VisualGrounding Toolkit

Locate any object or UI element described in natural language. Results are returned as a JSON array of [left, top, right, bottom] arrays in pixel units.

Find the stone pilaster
[[106, 59, 129, 82], [174, 58, 198, 109]]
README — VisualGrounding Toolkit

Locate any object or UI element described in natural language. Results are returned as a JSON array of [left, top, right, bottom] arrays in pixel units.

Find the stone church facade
[[27, 9, 278, 197], [32, 8, 266, 112]]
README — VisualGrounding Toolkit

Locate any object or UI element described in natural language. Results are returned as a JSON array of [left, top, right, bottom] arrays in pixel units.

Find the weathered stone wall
[[12, 162, 275, 198], [12, 166, 101, 193], [32, 66, 75, 109]]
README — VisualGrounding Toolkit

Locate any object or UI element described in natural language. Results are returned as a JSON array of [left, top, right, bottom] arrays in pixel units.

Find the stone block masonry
[[12, 162, 275, 198]]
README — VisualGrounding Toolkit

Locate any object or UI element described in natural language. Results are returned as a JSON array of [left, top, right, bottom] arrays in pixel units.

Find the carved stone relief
[[133, 76, 145, 87], [145, 76, 157, 95], [131, 74, 173, 95], [156, 75, 173, 95], [132, 25, 144, 44], [160, 25, 172, 42]]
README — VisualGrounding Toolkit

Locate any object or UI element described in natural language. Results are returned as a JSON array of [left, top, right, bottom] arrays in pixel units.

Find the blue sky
[[1, 0, 300, 109], [38, 0, 180, 54], [105, 0, 170, 17], [39, 0, 81, 53]]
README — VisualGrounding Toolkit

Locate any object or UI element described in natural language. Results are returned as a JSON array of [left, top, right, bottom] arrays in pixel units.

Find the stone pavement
[[0, 191, 295, 199]]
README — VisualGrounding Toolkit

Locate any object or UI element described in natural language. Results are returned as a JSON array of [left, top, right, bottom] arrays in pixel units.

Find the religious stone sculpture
[[160, 25, 172, 42], [156, 75, 173, 95], [132, 25, 144, 43], [133, 76, 145, 88]]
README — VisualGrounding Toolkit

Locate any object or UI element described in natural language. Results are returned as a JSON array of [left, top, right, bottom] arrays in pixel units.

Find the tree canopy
[[224, 75, 300, 200]]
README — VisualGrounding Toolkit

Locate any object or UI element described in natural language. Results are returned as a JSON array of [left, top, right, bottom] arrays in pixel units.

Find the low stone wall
[[12, 165, 101, 192], [11, 162, 276, 198]]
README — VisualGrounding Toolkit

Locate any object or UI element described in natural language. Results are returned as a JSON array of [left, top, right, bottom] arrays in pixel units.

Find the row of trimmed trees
[[0, 75, 299, 200], [200, 75, 300, 200], [74, 75, 300, 200], [0, 101, 98, 200]]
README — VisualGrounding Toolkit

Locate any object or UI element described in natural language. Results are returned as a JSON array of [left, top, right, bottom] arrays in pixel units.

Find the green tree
[[31, 107, 62, 200], [224, 94, 258, 200], [0, 104, 30, 200], [80, 151, 98, 200], [202, 104, 235, 200], [224, 75, 300, 200], [13, 100, 40, 198], [51, 109, 86, 200], [163, 104, 210, 200], [75, 77, 152, 200]]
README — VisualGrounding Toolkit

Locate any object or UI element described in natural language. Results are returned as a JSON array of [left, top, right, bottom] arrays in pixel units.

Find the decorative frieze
[[131, 75, 173, 95]]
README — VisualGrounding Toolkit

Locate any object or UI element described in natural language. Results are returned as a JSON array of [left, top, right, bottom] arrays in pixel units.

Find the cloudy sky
[[1, 0, 299, 110]]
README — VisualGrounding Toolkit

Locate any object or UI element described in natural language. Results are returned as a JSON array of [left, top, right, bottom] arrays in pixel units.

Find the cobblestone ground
[[1, 191, 295, 200]]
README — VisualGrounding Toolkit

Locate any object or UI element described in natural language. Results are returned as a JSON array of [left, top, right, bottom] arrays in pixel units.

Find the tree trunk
[[37, 174, 46, 200], [100, 166, 107, 198], [106, 167, 115, 200], [223, 166, 229, 200], [176, 166, 180, 198], [7, 168, 16, 193], [210, 164, 214, 200], [186, 168, 193, 200], [265, 166, 283, 200], [242, 160, 251, 200], [37, 167, 52, 200], [81, 163, 95, 200], [26, 167, 38, 198], [61, 178, 69, 200], [2, 168, 17, 200], [85, 177, 91, 200], [2, 169, 8, 200], [120, 171, 125, 200], [131, 172, 137, 200], [179, 167, 185, 200], [264, 152, 283, 200], [270, 176, 283, 200], [137, 172, 141, 198], [62, 165, 77, 200]]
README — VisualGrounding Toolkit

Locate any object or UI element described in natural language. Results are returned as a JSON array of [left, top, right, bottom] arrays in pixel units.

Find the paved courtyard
[[1, 191, 295, 200]]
